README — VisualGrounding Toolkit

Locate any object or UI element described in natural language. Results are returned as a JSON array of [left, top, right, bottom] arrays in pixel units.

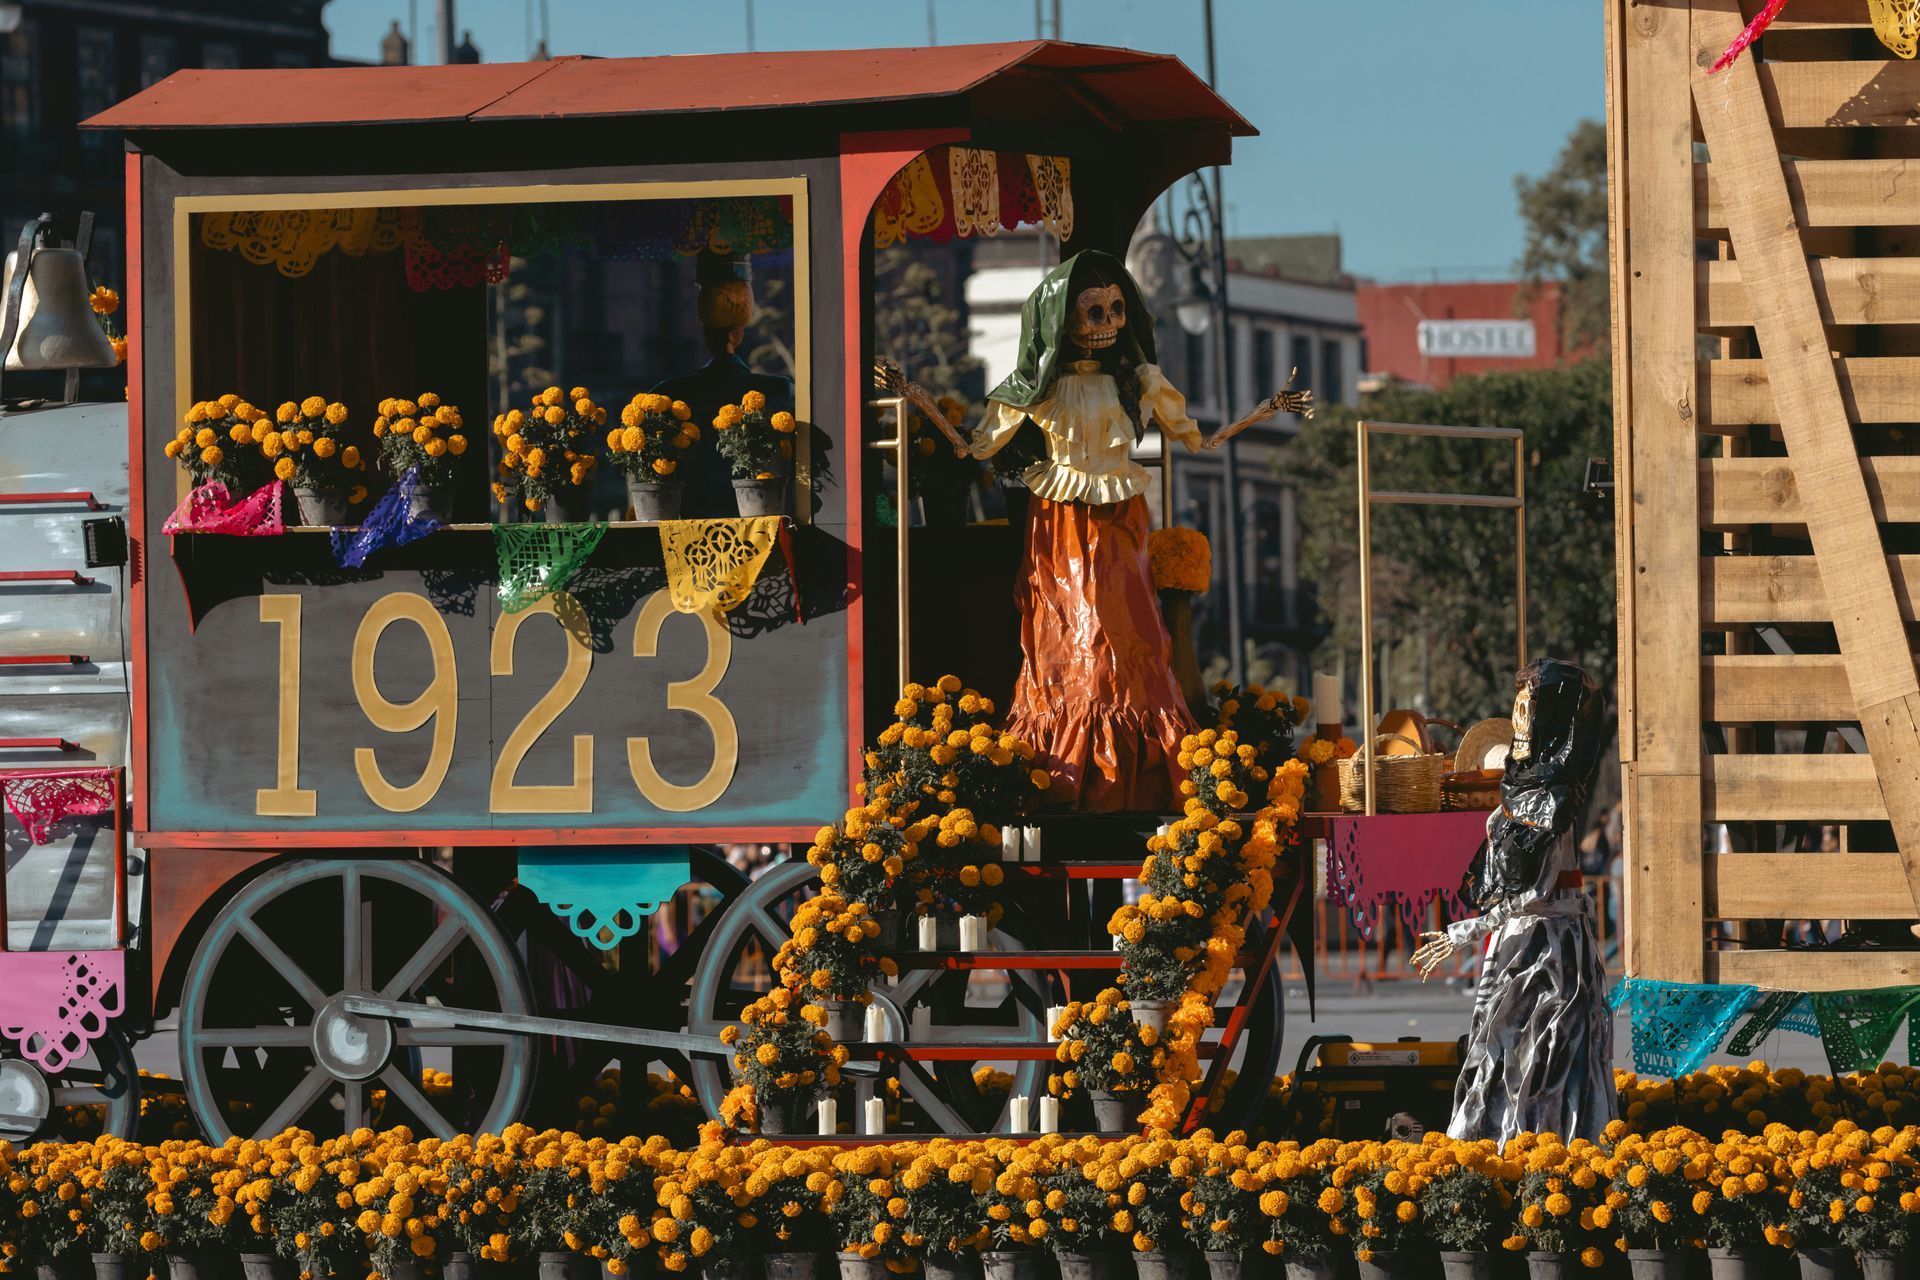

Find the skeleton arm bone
[[872, 359, 970, 457], [1204, 368, 1315, 451]]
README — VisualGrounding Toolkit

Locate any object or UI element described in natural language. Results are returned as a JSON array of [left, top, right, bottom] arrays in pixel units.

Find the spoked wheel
[[685, 858, 1051, 1132], [0, 1027, 139, 1142], [179, 858, 534, 1141]]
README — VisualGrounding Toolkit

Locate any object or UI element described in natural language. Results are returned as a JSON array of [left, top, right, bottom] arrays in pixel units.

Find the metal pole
[[745, 0, 756, 51], [1357, 421, 1375, 816], [1515, 434, 1528, 667], [1201, 0, 1245, 685], [437, 0, 454, 63]]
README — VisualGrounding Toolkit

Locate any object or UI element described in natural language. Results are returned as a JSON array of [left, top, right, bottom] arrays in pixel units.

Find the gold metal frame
[[169, 178, 812, 520], [1355, 419, 1527, 815], [867, 392, 912, 691]]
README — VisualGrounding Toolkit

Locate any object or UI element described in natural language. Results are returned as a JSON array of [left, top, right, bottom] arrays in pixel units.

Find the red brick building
[[1356, 279, 1564, 390]]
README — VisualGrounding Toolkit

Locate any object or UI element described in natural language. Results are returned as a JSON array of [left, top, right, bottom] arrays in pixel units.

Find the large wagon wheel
[[685, 858, 1051, 1131], [0, 1027, 138, 1141], [178, 858, 534, 1141]]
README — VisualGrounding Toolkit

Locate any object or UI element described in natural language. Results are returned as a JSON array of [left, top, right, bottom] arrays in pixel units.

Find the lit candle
[[864, 1003, 887, 1043], [1024, 826, 1042, 862], [1038, 1096, 1060, 1133], [817, 1097, 838, 1136], [917, 915, 939, 950], [864, 1096, 886, 1135], [1008, 1095, 1029, 1134], [1312, 672, 1343, 729], [1046, 1005, 1067, 1040], [1001, 825, 1022, 861]]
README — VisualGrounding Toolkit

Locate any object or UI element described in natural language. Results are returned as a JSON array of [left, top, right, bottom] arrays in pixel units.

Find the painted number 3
[[256, 590, 738, 816]]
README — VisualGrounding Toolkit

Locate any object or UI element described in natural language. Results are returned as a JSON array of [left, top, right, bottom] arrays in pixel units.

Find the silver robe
[[1445, 819, 1616, 1145]]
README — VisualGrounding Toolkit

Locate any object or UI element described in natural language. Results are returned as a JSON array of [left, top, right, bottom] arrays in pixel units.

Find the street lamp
[[1174, 259, 1213, 336]]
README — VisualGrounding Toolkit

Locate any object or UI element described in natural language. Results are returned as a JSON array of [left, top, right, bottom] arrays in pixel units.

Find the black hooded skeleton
[[1414, 658, 1617, 1143]]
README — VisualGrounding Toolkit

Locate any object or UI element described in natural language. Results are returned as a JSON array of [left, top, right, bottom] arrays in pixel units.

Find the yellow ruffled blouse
[[972, 359, 1203, 505]]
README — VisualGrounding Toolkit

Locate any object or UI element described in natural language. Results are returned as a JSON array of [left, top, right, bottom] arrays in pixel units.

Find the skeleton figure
[[1412, 658, 1616, 1144], [876, 249, 1309, 811]]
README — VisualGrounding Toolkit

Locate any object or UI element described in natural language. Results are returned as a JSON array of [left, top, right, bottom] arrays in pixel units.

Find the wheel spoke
[[190, 1025, 311, 1048], [253, 1065, 332, 1139], [393, 1026, 516, 1048], [342, 1080, 367, 1131], [379, 1064, 455, 1140], [379, 914, 466, 1000], [342, 864, 365, 992], [237, 917, 328, 1010]]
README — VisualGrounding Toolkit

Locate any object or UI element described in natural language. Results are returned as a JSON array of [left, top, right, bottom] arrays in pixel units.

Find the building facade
[[1355, 278, 1565, 391]]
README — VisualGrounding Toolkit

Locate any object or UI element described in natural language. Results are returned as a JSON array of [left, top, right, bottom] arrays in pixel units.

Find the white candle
[[917, 915, 939, 950], [1001, 825, 1022, 861], [817, 1097, 838, 1135], [1008, 1095, 1029, 1134], [1038, 1096, 1060, 1133], [1024, 826, 1042, 862], [1046, 1005, 1067, 1040], [1312, 672, 1343, 727], [864, 1003, 887, 1043], [910, 1003, 932, 1039], [864, 1096, 886, 1135], [1111, 932, 1126, 950], [962, 914, 988, 951]]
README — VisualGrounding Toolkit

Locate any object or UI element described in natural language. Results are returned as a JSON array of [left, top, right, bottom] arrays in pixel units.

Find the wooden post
[[1618, 0, 1706, 981], [1692, 0, 1920, 921]]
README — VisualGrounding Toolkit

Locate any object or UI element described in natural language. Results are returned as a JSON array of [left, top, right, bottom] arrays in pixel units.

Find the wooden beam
[[1701, 259, 1920, 328], [1707, 948, 1920, 991], [1704, 654, 1857, 721], [1695, 0, 1920, 918], [1624, 0, 1706, 983], [1699, 158, 1920, 230], [1703, 456, 1920, 524], [1703, 356, 1920, 425], [1759, 61, 1920, 129], [1702, 554, 1920, 624], [1706, 851, 1915, 919], [1704, 754, 1885, 821], [1606, 0, 1638, 933], [1740, 0, 1872, 29]]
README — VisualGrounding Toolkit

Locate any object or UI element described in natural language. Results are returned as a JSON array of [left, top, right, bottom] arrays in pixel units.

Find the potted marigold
[[863, 677, 1049, 827], [1086, 1135, 1187, 1280], [891, 1140, 989, 1280], [436, 1129, 530, 1275], [1607, 1127, 1710, 1280], [608, 393, 696, 520], [570, 1134, 674, 1278], [805, 799, 935, 949], [1341, 1144, 1433, 1280], [1785, 1121, 1917, 1280], [1049, 992, 1169, 1133], [752, 1145, 838, 1280], [14, 1140, 90, 1280], [976, 1138, 1050, 1280], [827, 1146, 908, 1280], [246, 1132, 356, 1280], [262, 397, 369, 526], [1415, 1140, 1513, 1280], [1211, 683, 1307, 767], [1148, 528, 1211, 718], [772, 894, 895, 1042], [374, 393, 467, 523], [496, 386, 604, 522], [86, 1138, 161, 1280], [349, 1130, 441, 1280], [1182, 1131, 1266, 1280], [164, 395, 270, 497], [718, 989, 844, 1134], [915, 807, 1007, 945], [1700, 1135, 1793, 1280], [1513, 1137, 1609, 1280], [712, 390, 797, 516], [145, 1139, 249, 1280], [652, 1142, 763, 1280], [1035, 1138, 1117, 1280]]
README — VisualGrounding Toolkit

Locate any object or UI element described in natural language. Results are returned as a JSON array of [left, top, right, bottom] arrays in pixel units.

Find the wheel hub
[[311, 996, 394, 1081], [0, 1057, 51, 1140]]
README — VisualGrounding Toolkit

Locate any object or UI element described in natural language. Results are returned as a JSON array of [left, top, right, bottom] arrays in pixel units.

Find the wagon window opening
[[183, 192, 801, 523]]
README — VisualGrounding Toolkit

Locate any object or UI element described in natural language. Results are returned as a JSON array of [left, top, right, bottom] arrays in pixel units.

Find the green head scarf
[[987, 249, 1157, 409]]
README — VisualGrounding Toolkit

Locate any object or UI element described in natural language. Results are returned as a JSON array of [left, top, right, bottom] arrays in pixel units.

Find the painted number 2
[[256, 589, 736, 816]]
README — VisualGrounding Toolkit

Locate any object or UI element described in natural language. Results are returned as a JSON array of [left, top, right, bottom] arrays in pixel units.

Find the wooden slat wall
[[1614, 0, 1920, 993]]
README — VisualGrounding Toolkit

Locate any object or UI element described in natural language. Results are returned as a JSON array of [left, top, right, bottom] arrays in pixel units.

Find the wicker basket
[[1441, 767, 1504, 811], [1338, 733, 1448, 814]]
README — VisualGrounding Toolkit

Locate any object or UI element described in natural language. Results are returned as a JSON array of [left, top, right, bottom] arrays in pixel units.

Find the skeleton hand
[[1410, 930, 1456, 982], [1203, 367, 1314, 450], [874, 359, 969, 457]]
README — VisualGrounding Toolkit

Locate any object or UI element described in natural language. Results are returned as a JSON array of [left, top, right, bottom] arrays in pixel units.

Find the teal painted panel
[[519, 846, 693, 949]]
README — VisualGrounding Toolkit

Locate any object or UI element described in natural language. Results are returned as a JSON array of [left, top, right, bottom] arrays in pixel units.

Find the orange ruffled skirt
[[1006, 494, 1197, 812]]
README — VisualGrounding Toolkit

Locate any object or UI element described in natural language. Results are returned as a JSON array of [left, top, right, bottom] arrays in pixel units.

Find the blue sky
[[323, 0, 1604, 282]]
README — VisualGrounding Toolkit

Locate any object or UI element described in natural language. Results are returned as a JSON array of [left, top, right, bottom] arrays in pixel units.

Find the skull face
[[1069, 284, 1126, 352], [1510, 684, 1534, 762]]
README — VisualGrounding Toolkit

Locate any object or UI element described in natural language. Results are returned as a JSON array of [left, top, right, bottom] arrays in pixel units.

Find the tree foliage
[[1516, 118, 1610, 355], [872, 246, 985, 400], [1290, 359, 1615, 724]]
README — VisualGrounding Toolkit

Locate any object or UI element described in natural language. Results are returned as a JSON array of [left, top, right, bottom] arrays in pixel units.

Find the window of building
[[141, 36, 178, 89], [202, 42, 241, 70], [77, 29, 116, 147], [1290, 335, 1314, 395], [1321, 337, 1344, 406], [1252, 326, 1276, 400], [1, 22, 38, 139]]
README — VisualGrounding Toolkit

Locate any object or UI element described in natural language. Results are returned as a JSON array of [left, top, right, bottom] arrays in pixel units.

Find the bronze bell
[[1, 213, 118, 372]]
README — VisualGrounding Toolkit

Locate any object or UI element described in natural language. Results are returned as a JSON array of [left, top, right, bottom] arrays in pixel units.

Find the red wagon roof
[[81, 41, 1255, 137]]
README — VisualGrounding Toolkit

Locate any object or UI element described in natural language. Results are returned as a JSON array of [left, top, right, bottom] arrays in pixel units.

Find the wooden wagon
[[1608, 0, 1920, 988]]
